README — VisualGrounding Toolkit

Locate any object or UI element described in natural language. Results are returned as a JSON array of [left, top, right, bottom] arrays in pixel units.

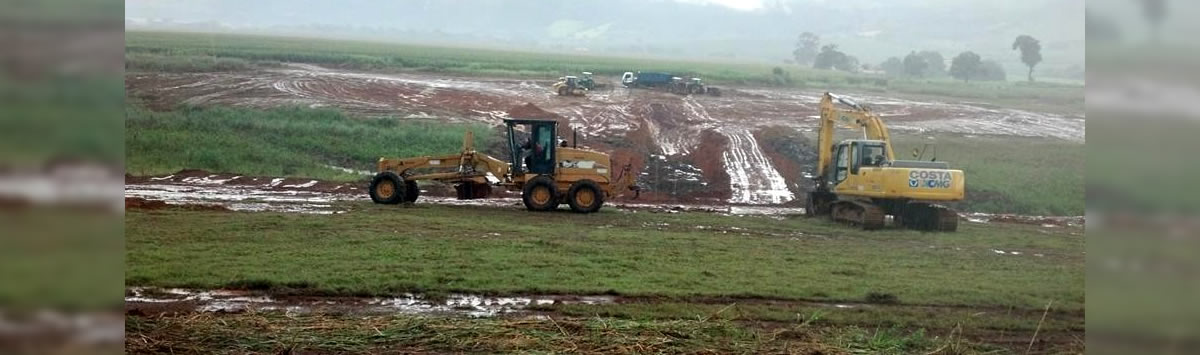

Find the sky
[[125, 0, 1085, 79], [676, 0, 766, 11]]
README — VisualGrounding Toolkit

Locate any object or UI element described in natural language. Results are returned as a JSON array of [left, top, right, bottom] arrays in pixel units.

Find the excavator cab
[[828, 140, 887, 184]]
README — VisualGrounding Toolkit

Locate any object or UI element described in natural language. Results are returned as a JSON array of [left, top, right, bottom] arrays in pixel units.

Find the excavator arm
[[814, 92, 897, 181]]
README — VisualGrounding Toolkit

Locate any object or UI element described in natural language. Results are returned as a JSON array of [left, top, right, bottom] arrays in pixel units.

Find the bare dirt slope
[[127, 64, 1085, 205]]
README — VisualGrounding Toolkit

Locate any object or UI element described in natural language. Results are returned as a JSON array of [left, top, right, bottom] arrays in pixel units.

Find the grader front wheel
[[368, 172, 405, 204]]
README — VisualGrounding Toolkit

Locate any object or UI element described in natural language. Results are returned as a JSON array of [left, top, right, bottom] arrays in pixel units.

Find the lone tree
[[813, 44, 844, 70], [1141, 0, 1166, 42], [793, 32, 821, 66], [902, 51, 928, 77], [1012, 35, 1042, 82], [949, 51, 982, 83]]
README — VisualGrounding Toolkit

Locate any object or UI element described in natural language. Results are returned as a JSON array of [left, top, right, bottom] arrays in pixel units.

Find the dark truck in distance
[[621, 71, 721, 96], [621, 71, 674, 88]]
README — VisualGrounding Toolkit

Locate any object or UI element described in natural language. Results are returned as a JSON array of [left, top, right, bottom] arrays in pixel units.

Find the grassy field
[[125, 202, 1084, 353], [1, 208, 124, 310], [125, 104, 500, 180], [125, 31, 1083, 111], [126, 203, 1084, 311], [128, 311, 1050, 354], [0, 76, 124, 165]]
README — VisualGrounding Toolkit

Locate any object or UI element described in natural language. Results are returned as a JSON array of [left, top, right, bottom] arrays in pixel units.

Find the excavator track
[[831, 201, 886, 230], [934, 205, 958, 232], [900, 202, 958, 232]]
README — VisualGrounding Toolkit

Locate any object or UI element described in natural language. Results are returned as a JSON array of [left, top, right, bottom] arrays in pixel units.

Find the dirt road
[[127, 64, 1084, 204]]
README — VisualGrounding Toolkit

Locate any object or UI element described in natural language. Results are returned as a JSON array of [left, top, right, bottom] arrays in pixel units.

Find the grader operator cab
[[368, 118, 638, 213]]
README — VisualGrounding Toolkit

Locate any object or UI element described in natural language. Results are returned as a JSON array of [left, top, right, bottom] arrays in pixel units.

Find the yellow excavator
[[806, 93, 964, 231], [369, 118, 638, 213]]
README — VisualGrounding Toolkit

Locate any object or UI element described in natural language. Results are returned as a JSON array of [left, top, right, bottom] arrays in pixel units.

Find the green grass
[[127, 311, 1029, 354], [893, 135, 1085, 216], [126, 203, 1085, 311], [125, 31, 1082, 109], [125, 104, 500, 180], [541, 301, 1081, 333], [0, 76, 124, 165], [125, 53, 280, 73], [1, 208, 124, 310]]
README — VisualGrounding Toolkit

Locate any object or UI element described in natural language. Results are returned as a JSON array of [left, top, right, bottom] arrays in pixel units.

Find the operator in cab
[[521, 136, 543, 172]]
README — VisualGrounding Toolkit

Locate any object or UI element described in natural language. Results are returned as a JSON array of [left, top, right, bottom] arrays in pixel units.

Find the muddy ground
[[126, 64, 1085, 205], [124, 168, 1084, 228]]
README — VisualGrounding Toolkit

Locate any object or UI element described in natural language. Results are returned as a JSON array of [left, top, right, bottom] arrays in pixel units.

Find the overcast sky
[[126, 0, 1085, 79]]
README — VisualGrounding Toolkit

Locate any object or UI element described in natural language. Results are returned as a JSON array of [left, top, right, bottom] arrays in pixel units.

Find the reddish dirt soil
[[125, 196, 229, 211]]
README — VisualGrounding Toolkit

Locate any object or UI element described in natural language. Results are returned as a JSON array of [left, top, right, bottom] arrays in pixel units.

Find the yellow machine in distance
[[552, 76, 588, 96], [369, 118, 638, 213], [807, 93, 964, 231]]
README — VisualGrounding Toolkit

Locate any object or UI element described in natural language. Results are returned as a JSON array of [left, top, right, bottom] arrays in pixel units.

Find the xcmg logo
[[908, 170, 952, 189]]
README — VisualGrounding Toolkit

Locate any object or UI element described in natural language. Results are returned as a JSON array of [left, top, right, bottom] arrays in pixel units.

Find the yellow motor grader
[[369, 118, 638, 213]]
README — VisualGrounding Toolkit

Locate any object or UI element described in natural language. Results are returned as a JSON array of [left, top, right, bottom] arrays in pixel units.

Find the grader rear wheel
[[567, 180, 603, 213]]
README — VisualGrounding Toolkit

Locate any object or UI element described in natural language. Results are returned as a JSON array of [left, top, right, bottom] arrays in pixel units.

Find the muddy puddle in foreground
[[126, 287, 613, 317]]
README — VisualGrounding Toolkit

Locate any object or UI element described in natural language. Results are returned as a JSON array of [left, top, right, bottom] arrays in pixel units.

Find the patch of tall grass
[[125, 104, 499, 180]]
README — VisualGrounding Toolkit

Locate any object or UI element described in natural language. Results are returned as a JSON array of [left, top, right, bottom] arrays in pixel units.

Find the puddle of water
[[126, 287, 614, 317], [124, 183, 360, 214]]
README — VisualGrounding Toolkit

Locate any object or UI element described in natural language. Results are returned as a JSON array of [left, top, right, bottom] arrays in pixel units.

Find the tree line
[[792, 32, 1044, 83]]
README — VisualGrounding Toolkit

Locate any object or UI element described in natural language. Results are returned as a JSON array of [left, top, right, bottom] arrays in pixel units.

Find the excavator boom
[[815, 93, 896, 180]]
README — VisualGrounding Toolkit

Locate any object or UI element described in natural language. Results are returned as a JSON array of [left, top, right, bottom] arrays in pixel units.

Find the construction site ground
[[123, 64, 1085, 353], [126, 63, 1084, 207]]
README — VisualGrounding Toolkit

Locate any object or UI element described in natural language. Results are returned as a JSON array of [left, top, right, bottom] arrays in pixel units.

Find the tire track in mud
[[717, 127, 795, 204], [679, 96, 795, 204]]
